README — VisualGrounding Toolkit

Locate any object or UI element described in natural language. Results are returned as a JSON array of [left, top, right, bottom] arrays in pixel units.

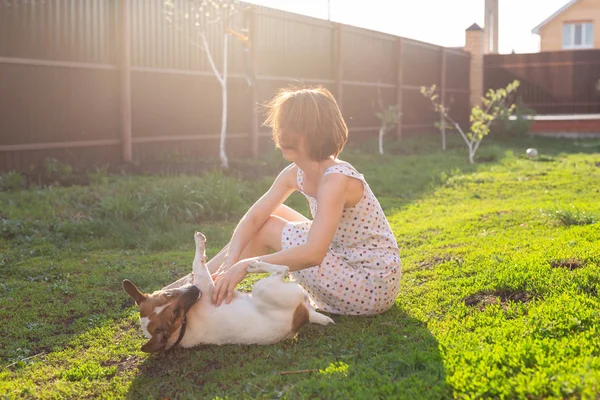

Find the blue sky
[[245, 0, 571, 54]]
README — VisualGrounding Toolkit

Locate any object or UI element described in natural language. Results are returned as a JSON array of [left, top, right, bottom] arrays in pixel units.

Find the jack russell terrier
[[123, 232, 334, 353]]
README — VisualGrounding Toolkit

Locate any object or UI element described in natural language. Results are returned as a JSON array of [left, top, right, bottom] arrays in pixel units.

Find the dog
[[122, 232, 334, 353]]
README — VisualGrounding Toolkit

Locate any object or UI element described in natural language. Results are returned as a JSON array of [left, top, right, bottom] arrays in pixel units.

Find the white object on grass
[[526, 148, 538, 158]]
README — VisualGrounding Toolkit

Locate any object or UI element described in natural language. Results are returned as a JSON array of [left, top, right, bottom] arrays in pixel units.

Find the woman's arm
[[224, 164, 297, 265], [255, 173, 348, 270], [212, 173, 349, 306]]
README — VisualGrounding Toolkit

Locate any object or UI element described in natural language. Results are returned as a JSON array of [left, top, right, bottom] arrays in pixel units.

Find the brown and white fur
[[122, 232, 334, 353]]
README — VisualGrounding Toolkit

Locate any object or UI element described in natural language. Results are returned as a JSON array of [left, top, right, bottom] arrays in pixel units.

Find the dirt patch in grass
[[135, 347, 223, 380], [464, 289, 533, 309], [416, 255, 457, 270], [550, 258, 584, 271], [102, 355, 144, 375], [121, 298, 135, 310], [441, 243, 462, 249], [479, 210, 512, 220]]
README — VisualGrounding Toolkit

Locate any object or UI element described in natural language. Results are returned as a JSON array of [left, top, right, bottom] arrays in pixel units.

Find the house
[[532, 0, 600, 51]]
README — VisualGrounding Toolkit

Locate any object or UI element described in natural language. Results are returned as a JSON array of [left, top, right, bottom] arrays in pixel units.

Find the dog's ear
[[122, 279, 146, 305], [141, 331, 167, 353]]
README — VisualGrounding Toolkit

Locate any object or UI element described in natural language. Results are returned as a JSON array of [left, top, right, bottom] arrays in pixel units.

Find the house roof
[[531, 0, 581, 34], [466, 23, 483, 31]]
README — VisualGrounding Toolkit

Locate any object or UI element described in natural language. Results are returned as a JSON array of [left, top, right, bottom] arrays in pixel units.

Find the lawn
[[1, 135, 599, 399]]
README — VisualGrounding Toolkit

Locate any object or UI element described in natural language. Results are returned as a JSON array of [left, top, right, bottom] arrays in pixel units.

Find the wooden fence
[[0, 0, 470, 171], [484, 49, 600, 115]]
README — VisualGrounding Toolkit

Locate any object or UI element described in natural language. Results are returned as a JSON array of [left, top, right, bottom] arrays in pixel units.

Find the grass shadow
[[126, 306, 450, 399]]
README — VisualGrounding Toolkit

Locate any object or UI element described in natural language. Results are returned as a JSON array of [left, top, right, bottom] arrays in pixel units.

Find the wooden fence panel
[[131, 0, 246, 74], [0, 0, 117, 64], [343, 85, 397, 131], [402, 41, 442, 87], [0, 0, 121, 171], [484, 49, 600, 115], [445, 50, 471, 126], [255, 9, 334, 80], [0, 0, 471, 172], [342, 27, 397, 84], [0, 64, 120, 146]]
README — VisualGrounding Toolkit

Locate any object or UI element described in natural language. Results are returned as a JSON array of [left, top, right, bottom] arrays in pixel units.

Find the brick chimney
[[465, 23, 484, 107], [484, 0, 499, 54]]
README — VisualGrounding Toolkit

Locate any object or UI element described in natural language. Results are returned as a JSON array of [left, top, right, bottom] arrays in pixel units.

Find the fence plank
[[440, 47, 447, 150], [120, 0, 132, 162], [335, 23, 344, 111], [484, 49, 600, 115], [249, 6, 259, 159], [396, 38, 404, 140]]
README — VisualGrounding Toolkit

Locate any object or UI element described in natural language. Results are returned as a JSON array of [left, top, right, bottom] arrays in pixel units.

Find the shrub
[[496, 97, 536, 137], [543, 205, 598, 227], [0, 171, 26, 191], [43, 158, 74, 184]]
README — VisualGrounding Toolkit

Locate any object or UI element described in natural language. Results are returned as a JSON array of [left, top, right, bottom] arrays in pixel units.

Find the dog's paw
[[246, 260, 262, 273], [194, 231, 206, 244]]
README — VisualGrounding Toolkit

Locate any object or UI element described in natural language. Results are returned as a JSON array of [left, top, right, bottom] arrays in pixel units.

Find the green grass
[[1, 135, 600, 399]]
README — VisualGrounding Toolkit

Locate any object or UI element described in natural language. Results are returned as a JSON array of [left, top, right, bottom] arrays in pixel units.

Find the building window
[[562, 22, 594, 49]]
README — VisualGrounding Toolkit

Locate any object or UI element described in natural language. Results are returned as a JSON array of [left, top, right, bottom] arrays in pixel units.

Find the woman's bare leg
[[205, 204, 308, 273]]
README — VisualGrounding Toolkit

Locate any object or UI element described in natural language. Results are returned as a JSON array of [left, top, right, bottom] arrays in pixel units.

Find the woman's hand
[[212, 258, 253, 306], [211, 255, 237, 281]]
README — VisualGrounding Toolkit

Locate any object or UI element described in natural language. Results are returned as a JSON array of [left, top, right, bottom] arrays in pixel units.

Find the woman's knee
[[255, 215, 286, 252], [272, 204, 309, 222]]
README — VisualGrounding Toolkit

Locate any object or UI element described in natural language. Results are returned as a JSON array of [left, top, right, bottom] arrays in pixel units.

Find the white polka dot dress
[[282, 162, 401, 316]]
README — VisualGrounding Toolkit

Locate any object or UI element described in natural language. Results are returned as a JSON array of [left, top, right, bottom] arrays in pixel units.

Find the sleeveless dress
[[282, 162, 401, 316]]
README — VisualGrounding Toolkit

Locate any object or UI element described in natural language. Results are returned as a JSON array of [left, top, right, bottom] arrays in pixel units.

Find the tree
[[421, 80, 520, 164], [164, 0, 250, 169], [375, 105, 400, 155], [372, 86, 401, 155]]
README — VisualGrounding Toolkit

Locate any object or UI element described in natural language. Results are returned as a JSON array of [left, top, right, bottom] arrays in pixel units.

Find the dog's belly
[[180, 296, 294, 346]]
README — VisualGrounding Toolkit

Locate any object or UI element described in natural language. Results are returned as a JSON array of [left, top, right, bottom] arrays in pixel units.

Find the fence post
[[249, 7, 259, 159], [335, 23, 343, 111], [465, 24, 484, 107], [440, 47, 447, 150], [120, 0, 132, 163], [396, 38, 404, 140]]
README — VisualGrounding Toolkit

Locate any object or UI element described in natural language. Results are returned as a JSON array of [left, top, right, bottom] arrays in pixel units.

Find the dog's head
[[122, 280, 200, 353]]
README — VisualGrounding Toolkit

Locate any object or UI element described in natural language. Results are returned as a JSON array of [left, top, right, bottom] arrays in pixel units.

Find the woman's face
[[279, 145, 298, 162], [278, 134, 307, 162]]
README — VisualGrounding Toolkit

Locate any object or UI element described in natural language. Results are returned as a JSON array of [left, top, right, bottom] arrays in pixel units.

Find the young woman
[[209, 86, 401, 316]]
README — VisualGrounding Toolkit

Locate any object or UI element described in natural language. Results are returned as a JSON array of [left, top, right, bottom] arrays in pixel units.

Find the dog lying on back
[[123, 232, 334, 352]]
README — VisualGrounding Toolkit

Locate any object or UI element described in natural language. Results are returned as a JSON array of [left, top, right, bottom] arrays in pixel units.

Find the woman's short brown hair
[[262, 85, 348, 161]]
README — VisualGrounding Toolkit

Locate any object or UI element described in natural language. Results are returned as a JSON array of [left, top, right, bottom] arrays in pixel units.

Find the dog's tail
[[309, 310, 335, 325]]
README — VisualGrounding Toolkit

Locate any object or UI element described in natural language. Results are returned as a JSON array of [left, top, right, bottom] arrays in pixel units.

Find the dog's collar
[[171, 313, 188, 349], [169, 292, 200, 350]]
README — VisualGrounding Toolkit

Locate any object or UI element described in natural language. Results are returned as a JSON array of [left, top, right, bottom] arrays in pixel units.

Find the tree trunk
[[219, 82, 228, 169], [440, 112, 446, 151], [378, 127, 386, 155], [219, 33, 229, 169], [198, 31, 228, 168], [468, 145, 475, 164]]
